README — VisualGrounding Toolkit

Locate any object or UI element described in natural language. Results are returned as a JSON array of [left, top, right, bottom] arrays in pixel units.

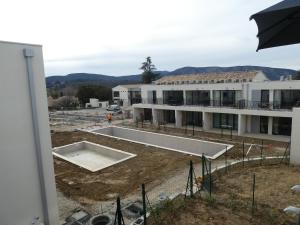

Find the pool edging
[[52, 141, 137, 172], [86, 126, 233, 159]]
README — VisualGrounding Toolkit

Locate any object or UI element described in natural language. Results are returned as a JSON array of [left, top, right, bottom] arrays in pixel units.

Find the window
[[210, 80, 215, 83], [198, 80, 202, 84], [260, 116, 268, 134], [213, 113, 238, 130], [243, 79, 247, 82], [113, 91, 120, 97], [204, 81, 208, 84], [235, 79, 239, 83]]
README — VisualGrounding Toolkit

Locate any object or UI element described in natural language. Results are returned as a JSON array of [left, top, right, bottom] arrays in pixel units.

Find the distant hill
[[168, 66, 297, 79], [46, 66, 297, 89]]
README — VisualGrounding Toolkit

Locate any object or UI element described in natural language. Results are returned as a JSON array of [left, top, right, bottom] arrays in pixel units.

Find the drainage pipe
[[24, 48, 50, 225]]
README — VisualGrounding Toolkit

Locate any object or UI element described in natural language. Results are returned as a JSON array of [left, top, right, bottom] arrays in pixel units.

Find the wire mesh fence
[[58, 117, 292, 225], [108, 147, 290, 225]]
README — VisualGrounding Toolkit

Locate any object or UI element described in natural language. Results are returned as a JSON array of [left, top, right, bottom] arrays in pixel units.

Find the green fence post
[[252, 173, 256, 216], [209, 160, 212, 197], [261, 140, 263, 166], [142, 184, 147, 225], [225, 146, 228, 172], [202, 154, 205, 190], [242, 140, 245, 167], [185, 160, 195, 198], [114, 197, 125, 225], [190, 160, 194, 197]]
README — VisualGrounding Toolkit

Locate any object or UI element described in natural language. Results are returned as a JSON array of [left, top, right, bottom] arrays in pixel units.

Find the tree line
[[48, 85, 112, 106]]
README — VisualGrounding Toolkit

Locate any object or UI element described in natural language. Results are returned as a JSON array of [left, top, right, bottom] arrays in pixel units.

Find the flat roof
[[0, 40, 42, 47], [155, 71, 263, 84]]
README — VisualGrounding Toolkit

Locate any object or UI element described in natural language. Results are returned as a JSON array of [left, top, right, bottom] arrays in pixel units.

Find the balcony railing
[[138, 98, 299, 111], [129, 98, 142, 105]]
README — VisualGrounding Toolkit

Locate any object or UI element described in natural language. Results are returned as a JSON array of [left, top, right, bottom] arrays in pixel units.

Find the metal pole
[[142, 184, 147, 225], [201, 154, 205, 190], [117, 197, 122, 225], [192, 112, 195, 136], [225, 146, 228, 172], [24, 48, 50, 224], [230, 126, 233, 140], [261, 140, 263, 165], [190, 160, 194, 197], [221, 125, 223, 138], [209, 160, 212, 197], [252, 174, 256, 216], [242, 140, 245, 167]]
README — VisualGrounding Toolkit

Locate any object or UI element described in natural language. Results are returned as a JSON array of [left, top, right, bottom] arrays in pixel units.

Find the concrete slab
[[89, 126, 233, 159], [53, 141, 136, 172]]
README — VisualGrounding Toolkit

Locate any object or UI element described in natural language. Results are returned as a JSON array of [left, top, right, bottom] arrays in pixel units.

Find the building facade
[[132, 71, 300, 138], [0, 41, 58, 225], [112, 84, 142, 107]]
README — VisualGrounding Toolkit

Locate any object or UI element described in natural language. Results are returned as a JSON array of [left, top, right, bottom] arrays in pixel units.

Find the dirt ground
[[52, 131, 199, 203], [148, 164, 300, 225]]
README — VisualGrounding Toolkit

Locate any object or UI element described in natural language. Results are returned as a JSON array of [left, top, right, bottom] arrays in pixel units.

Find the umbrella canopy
[[250, 0, 300, 51]]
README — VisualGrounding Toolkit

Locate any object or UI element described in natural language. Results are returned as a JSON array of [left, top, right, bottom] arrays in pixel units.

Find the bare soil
[[52, 131, 200, 203], [148, 164, 300, 225]]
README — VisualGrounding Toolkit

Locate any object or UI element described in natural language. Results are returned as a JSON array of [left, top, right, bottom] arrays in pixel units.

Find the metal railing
[[129, 98, 142, 105], [139, 98, 298, 111]]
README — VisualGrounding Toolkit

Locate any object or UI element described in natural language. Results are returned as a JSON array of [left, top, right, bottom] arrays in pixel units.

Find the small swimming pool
[[88, 126, 233, 159], [53, 141, 136, 172]]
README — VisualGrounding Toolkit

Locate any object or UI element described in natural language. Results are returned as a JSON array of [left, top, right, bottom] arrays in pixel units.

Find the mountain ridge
[[46, 66, 297, 89]]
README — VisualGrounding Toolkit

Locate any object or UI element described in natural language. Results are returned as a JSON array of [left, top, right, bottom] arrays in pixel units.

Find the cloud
[[2, 0, 297, 76]]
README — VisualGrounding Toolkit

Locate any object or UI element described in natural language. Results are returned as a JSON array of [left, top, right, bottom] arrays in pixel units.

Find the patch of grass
[[203, 192, 216, 207], [226, 192, 244, 212]]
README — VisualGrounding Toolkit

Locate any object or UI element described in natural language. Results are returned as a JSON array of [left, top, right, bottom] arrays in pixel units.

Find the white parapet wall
[[0, 41, 59, 225], [290, 108, 300, 165], [53, 141, 136, 172], [89, 126, 233, 159]]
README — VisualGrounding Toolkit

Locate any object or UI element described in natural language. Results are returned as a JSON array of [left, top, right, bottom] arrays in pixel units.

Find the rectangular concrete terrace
[[89, 126, 233, 159], [53, 141, 136, 172]]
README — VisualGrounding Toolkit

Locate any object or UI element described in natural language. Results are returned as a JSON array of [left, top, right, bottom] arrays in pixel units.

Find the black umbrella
[[250, 0, 300, 51]]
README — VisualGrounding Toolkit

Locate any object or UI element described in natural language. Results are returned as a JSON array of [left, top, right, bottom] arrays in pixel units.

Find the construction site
[[48, 108, 296, 225], [3, 1, 300, 224]]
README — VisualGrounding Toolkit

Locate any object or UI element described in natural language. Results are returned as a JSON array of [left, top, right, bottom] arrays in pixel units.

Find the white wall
[[0, 41, 58, 225], [94, 126, 231, 158], [290, 108, 300, 165], [251, 116, 260, 133], [253, 71, 269, 82]]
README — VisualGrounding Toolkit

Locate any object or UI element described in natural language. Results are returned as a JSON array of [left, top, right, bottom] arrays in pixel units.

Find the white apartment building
[[132, 71, 300, 139], [112, 84, 142, 107]]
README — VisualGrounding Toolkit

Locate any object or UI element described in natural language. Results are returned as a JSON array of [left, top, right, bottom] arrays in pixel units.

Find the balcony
[[129, 98, 142, 105], [139, 98, 298, 111]]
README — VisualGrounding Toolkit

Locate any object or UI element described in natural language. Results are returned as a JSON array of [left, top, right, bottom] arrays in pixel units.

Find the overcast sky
[[2, 0, 300, 76]]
